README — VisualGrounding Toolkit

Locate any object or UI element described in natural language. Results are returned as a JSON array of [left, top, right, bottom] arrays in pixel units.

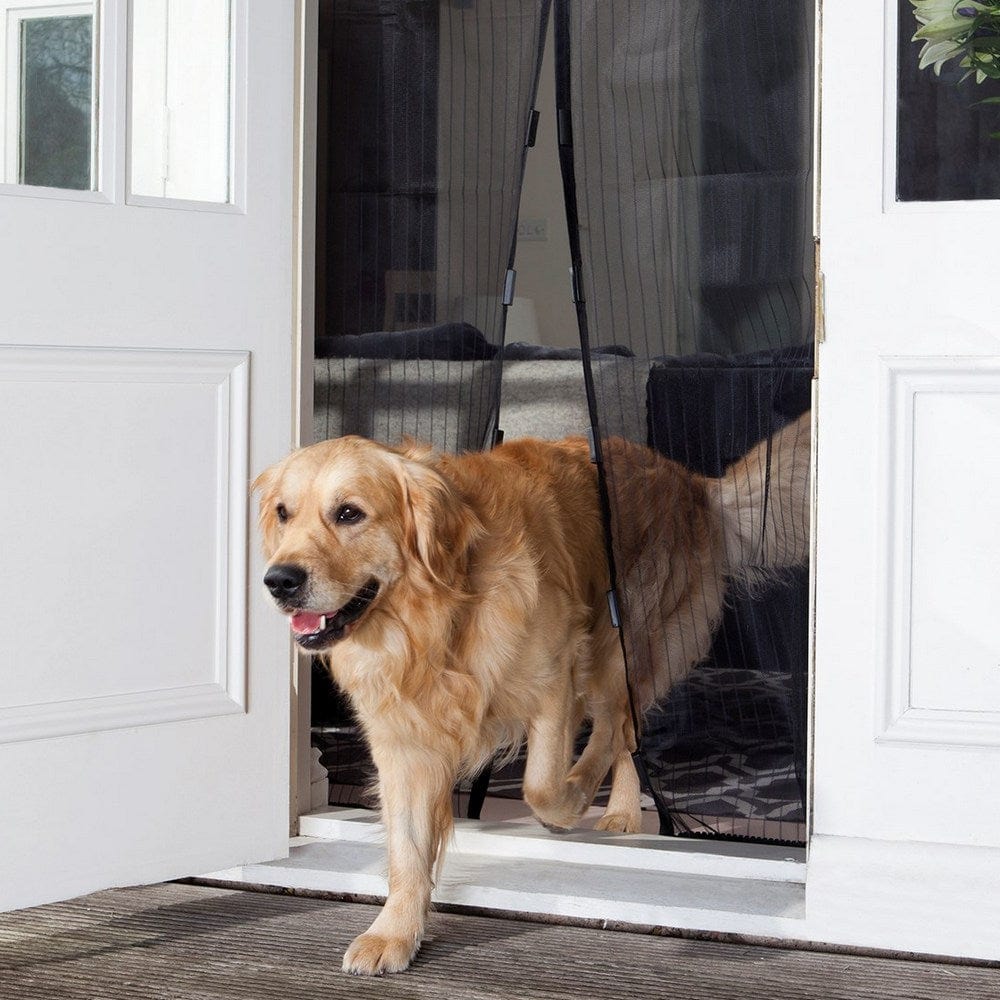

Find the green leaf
[[975, 95, 1000, 103]]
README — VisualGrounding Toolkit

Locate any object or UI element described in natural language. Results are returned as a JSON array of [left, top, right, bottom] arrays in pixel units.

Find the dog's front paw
[[342, 932, 419, 976]]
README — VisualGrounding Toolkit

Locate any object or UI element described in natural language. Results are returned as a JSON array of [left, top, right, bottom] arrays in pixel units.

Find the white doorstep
[[203, 807, 807, 940]]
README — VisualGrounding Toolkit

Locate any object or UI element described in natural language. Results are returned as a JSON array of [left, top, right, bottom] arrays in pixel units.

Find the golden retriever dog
[[253, 412, 810, 975], [603, 412, 813, 712]]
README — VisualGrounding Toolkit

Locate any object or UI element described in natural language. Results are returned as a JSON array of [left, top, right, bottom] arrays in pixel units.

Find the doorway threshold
[[202, 807, 807, 940]]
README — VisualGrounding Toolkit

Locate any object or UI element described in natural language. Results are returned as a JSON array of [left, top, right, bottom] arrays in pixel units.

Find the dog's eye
[[276, 503, 289, 523], [335, 504, 365, 524]]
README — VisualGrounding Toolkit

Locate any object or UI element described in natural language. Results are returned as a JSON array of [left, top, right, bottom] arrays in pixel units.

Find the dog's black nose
[[264, 563, 307, 599]]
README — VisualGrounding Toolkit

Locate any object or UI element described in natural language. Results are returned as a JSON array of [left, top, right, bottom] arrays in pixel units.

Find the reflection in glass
[[897, 0, 1000, 202], [2, 5, 95, 190], [129, 0, 232, 203]]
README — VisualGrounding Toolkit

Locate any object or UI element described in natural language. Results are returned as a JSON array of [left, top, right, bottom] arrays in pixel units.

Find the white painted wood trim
[[217, 347, 250, 710], [290, 0, 317, 833], [294, 0, 316, 452], [299, 808, 807, 883], [124, 193, 244, 214], [0, 683, 242, 744], [227, 0, 247, 212], [878, 356, 1000, 748], [0, 181, 111, 202], [0, 345, 250, 743], [205, 829, 1000, 961], [107, 0, 127, 202], [207, 835, 808, 941], [805, 835, 1000, 960]]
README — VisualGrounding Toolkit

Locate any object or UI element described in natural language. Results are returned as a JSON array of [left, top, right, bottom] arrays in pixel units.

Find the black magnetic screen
[[313, 0, 815, 846], [555, 0, 815, 843], [315, 0, 550, 452]]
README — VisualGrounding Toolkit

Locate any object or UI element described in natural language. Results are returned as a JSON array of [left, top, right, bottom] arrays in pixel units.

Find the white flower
[[918, 37, 964, 73], [912, 0, 987, 37], [909, 0, 989, 74]]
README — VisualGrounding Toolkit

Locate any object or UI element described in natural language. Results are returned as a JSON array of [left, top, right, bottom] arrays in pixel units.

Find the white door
[[0, 0, 296, 910], [808, 0, 1000, 956]]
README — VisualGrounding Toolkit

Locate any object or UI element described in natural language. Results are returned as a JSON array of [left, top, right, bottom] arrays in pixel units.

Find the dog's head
[[253, 436, 478, 651]]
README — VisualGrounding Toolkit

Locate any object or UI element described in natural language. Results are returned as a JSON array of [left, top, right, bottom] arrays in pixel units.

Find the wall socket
[[517, 218, 548, 241]]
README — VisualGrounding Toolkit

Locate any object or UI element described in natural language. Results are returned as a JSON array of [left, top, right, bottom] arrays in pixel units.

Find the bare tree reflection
[[19, 15, 93, 190]]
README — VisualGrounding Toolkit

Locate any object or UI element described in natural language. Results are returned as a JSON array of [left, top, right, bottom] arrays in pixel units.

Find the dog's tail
[[710, 410, 812, 590]]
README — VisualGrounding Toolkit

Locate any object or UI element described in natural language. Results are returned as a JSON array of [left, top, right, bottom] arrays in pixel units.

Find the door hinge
[[814, 237, 826, 345], [816, 269, 827, 344]]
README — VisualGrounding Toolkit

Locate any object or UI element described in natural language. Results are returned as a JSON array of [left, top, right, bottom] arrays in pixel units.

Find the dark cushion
[[316, 321, 497, 361], [646, 342, 812, 477]]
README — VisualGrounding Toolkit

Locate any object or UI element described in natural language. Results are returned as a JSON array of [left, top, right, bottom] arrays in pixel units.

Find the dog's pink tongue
[[291, 612, 324, 635]]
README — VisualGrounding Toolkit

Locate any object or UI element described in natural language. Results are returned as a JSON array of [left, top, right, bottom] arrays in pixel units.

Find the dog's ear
[[397, 457, 481, 586], [396, 436, 434, 463], [250, 464, 281, 555], [251, 465, 276, 498]]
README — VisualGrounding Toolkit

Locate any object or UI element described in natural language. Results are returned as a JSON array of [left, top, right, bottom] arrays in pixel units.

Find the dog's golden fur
[[253, 412, 810, 975]]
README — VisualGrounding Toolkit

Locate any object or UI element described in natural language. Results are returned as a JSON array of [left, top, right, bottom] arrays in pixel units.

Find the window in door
[[129, 0, 235, 205], [896, 0, 1000, 201], [1, 1, 96, 190]]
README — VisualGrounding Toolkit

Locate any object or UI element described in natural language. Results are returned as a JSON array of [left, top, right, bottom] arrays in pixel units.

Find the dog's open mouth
[[289, 580, 380, 650]]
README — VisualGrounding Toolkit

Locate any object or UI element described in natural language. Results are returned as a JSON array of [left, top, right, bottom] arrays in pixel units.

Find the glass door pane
[[2, 2, 96, 190], [129, 0, 232, 204], [897, 0, 1000, 202]]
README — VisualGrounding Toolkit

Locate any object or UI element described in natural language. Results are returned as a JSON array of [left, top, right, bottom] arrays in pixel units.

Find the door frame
[[285, 0, 822, 850], [290, 0, 318, 830], [247, 0, 1000, 962]]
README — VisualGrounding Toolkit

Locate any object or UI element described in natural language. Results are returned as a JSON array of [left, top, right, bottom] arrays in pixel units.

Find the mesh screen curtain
[[312, 0, 551, 803], [315, 0, 550, 453], [556, 0, 815, 843], [313, 0, 815, 845]]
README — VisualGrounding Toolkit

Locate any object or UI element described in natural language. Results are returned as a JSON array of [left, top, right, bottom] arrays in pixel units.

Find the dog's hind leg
[[342, 751, 454, 976]]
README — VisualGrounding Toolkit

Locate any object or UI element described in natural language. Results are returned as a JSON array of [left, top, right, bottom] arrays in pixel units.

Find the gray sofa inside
[[313, 355, 649, 449]]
